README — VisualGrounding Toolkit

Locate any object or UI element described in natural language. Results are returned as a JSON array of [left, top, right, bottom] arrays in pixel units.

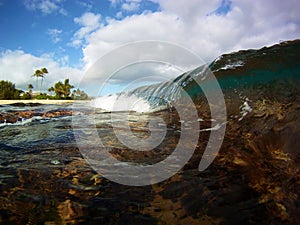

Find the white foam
[[90, 93, 151, 113], [199, 122, 227, 132], [216, 60, 244, 71], [0, 116, 47, 127], [214, 55, 223, 63], [239, 100, 252, 121]]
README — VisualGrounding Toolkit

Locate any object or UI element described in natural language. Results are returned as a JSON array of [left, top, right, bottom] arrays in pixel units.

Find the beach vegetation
[[20, 92, 32, 100], [71, 88, 89, 100], [0, 77, 88, 100], [50, 78, 75, 99], [0, 80, 21, 100], [28, 84, 33, 94]]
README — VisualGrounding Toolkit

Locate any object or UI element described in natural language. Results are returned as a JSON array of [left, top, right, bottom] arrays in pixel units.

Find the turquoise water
[[120, 40, 300, 109]]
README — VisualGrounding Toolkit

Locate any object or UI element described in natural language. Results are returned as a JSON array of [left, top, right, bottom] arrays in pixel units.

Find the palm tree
[[32, 69, 42, 93], [63, 78, 74, 98], [54, 81, 64, 99], [32, 67, 48, 93], [53, 78, 74, 99], [28, 84, 33, 92], [48, 86, 55, 96], [28, 84, 33, 96], [72, 88, 88, 100], [40, 67, 48, 91]]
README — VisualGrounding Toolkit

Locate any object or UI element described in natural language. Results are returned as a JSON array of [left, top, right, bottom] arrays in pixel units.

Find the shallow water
[[0, 91, 299, 225], [1, 40, 300, 224]]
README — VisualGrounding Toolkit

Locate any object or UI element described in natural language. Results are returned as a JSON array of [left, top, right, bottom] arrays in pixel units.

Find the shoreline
[[0, 99, 90, 105]]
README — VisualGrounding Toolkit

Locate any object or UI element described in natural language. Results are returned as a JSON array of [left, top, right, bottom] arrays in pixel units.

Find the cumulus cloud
[[65, 0, 300, 93], [24, 0, 67, 15], [71, 12, 102, 48], [153, 0, 221, 22], [3, 0, 300, 96], [78, 0, 300, 73], [0, 50, 82, 91], [82, 41, 201, 89]]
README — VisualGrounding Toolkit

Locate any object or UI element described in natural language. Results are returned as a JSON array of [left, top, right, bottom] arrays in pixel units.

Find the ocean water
[[0, 40, 300, 224]]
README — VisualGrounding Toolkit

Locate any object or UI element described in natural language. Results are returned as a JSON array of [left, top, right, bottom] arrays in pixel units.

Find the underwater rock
[[43, 110, 73, 118], [15, 110, 43, 119], [0, 40, 300, 224], [0, 109, 73, 124], [0, 113, 19, 123]]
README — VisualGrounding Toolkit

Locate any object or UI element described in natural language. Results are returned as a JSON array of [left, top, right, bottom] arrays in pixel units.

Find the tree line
[[0, 68, 88, 100]]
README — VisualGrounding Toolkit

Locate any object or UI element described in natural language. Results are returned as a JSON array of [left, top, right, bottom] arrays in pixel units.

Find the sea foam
[[90, 93, 151, 113]]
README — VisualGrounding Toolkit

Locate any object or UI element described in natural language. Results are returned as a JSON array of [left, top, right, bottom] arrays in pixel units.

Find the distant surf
[[90, 93, 151, 113]]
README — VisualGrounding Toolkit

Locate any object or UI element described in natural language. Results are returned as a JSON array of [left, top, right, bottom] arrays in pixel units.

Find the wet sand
[[0, 99, 89, 105]]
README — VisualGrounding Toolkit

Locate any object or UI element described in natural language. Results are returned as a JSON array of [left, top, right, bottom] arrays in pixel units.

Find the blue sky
[[0, 0, 299, 96], [0, 0, 159, 67]]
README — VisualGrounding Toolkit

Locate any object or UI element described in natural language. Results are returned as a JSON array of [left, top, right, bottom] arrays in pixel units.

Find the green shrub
[[21, 92, 32, 100], [0, 80, 20, 99]]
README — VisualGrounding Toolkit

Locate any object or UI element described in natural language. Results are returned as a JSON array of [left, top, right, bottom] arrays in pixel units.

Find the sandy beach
[[0, 99, 89, 105]]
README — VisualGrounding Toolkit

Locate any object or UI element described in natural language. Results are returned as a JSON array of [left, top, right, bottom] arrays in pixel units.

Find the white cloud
[[121, 1, 140, 12], [108, 0, 122, 6], [47, 28, 62, 43], [109, 0, 142, 12], [78, 0, 300, 73], [0, 50, 83, 92], [58, 7, 68, 16], [82, 12, 185, 69], [152, 0, 221, 22], [76, 1, 93, 11], [4, 0, 300, 96], [57, 55, 69, 66], [116, 11, 123, 19], [72, 12, 102, 48], [24, 0, 67, 15]]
